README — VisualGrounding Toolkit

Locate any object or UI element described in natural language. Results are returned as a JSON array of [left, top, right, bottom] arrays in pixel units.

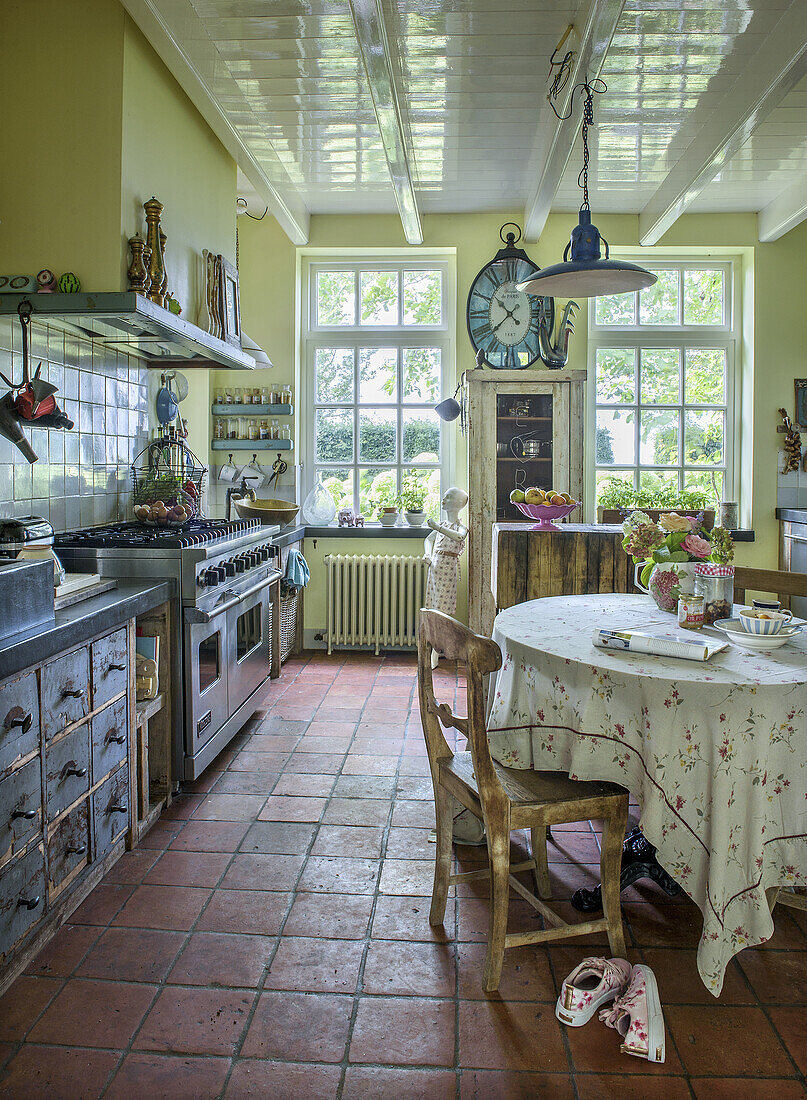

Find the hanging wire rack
[[131, 434, 207, 527]]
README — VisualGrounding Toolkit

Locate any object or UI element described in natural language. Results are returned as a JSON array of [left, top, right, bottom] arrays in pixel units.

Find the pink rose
[[682, 532, 711, 559]]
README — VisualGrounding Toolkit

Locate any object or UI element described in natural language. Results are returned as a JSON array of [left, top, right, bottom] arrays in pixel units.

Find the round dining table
[[487, 593, 807, 996]]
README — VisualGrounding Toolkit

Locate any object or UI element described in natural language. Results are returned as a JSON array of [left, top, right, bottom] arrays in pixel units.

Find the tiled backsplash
[[0, 317, 151, 531]]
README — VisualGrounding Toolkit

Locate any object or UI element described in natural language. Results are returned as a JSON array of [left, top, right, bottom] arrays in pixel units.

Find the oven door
[[184, 606, 229, 756], [226, 574, 273, 715]]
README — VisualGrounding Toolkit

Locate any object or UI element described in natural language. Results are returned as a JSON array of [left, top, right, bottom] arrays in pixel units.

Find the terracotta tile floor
[[1, 651, 806, 1098]]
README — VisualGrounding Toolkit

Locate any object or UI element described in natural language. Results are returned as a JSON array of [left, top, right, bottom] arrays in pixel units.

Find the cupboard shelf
[[211, 439, 292, 450], [212, 404, 293, 416]]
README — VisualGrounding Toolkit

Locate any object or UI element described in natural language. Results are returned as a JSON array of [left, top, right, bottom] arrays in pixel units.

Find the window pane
[[360, 271, 398, 325], [684, 409, 724, 465], [639, 269, 679, 324], [359, 408, 396, 463], [684, 468, 723, 506], [403, 270, 441, 325], [596, 348, 635, 403], [359, 348, 397, 403], [402, 410, 440, 462], [403, 347, 441, 403], [315, 408, 353, 463], [684, 269, 724, 325], [317, 271, 355, 325], [639, 469, 680, 497], [640, 348, 680, 404], [595, 292, 635, 326], [685, 348, 726, 404], [596, 408, 635, 465], [318, 467, 353, 511], [315, 348, 354, 403], [359, 467, 397, 517], [596, 470, 634, 508], [402, 467, 441, 516], [640, 408, 680, 465]]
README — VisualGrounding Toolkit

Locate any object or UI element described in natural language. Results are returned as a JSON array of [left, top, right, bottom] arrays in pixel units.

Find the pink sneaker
[[599, 963, 666, 1063], [555, 956, 632, 1027]]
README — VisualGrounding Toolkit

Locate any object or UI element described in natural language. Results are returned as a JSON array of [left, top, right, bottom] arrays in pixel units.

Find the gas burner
[[55, 518, 260, 550]]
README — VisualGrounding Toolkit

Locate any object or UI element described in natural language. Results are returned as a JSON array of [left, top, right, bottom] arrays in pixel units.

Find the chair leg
[[483, 830, 510, 993], [601, 800, 628, 959], [429, 784, 453, 926], [766, 886, 780, 913], [530, 826, 552, 899]]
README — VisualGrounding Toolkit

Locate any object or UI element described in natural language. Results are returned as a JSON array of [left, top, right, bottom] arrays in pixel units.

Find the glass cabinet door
[[495, 392, 554, 521]]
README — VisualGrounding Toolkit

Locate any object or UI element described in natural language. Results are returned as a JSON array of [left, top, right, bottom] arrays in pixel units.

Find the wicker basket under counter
[[279, 589, 300, 665]]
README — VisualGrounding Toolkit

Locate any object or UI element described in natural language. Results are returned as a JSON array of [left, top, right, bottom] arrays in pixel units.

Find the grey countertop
[[776, 509, 807, 524], [271, 522, 428, 544], [0, 579, 176, 681]]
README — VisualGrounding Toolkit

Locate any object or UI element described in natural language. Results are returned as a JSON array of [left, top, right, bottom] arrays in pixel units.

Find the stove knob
[[214, 565, 227, 582], [197, 573, 207, 587], [258, 545, 270, 561], [249, 550, 261, 567], [222, 560, 236, 577], [233, 557, 246, 573], [204, 568, 220, 587]]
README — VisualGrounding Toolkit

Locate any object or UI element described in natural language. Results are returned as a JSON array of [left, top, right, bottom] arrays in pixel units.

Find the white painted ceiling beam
[[758, 172, 807, 242], [639, 2, 807, 246], [348, 0, 422, 245], [120, 0, 310, 245], [523, 0, 625, 243]]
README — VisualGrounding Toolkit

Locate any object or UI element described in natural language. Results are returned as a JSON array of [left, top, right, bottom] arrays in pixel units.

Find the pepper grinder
[[143, 196, 165, 305], [127, 233, 149, 293]]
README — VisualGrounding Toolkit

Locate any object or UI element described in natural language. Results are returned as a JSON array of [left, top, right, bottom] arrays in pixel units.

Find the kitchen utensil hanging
[[217, 453, 239, 483], [244, 453, 267, 488], [0, 298, 74, 463], [266, 453, 288, 492]]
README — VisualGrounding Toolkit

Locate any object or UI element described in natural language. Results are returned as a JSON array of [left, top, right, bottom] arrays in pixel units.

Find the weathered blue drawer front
[[0, 757, 42, 864], [45, 725, 90, 819], [42, 648, 89, 741], [92, 697, 128, 783], [0, 844, 45, 958], [0, 671, 39, 774], [94, 766, 129, 860], [91, 629, 128, 710]]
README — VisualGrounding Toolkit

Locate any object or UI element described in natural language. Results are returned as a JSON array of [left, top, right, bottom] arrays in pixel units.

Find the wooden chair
[[733, 566, 807, 915], [418, 609, 629, 992]]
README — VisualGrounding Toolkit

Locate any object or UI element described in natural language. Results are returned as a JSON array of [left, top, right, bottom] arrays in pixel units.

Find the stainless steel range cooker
[[54, 519, 281, 780]]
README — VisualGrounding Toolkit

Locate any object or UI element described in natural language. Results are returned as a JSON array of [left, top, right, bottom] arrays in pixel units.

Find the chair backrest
[[417, 610, 505, 810], [733, 566, 807, 609]]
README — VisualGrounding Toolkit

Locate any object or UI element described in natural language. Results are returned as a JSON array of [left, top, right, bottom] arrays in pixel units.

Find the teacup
[[738, 607, 792, 636], [752, 598, 781, 612]]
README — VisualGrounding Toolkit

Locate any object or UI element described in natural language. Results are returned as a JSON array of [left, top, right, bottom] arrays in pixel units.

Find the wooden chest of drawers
[[0, 621, 134, 984]]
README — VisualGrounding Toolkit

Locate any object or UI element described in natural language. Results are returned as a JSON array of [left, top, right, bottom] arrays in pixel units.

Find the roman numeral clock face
[[467, 257, 543, 369]]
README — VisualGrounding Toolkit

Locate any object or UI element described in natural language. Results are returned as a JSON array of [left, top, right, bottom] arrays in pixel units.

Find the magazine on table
[[592, 626, 729, 662]]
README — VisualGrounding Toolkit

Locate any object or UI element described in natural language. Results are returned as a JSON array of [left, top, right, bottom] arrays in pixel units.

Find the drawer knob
[[64, 766, 88, 779], [5, 711, 33, 734], [106, 733, 126, 745], [107, 663, 126, 673], [11, 807, 36, 821], [109, 803, 128, 814], [17, 895, 40, 911], [66, 844, 87, 856], [62, 688, 83, 699]]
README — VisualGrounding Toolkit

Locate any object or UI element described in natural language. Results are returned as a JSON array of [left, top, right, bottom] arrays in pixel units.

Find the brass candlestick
[[143, 196, 165, 305], [127, 233, 149, 293]]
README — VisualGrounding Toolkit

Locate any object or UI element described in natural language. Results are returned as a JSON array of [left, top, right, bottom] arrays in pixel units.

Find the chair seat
[[441, 751, 626, 827]]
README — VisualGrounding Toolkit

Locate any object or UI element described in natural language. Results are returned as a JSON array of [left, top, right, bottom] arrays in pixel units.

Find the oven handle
[[185, 571, 280, 625], [783, 533, 807, 543]]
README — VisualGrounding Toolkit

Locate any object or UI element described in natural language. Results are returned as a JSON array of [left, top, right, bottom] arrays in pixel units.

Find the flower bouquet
[[622, 511, 731, 612]]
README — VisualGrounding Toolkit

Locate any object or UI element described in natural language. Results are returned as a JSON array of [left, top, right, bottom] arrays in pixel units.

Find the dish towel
[[284, 548, 310, 593]]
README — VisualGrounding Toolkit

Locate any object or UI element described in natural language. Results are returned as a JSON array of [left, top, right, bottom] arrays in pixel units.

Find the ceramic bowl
[[233, 497, 300, 526], [713, 619, 800, 650], [514, 500, 580, 531], [738, 607, 792, 636]]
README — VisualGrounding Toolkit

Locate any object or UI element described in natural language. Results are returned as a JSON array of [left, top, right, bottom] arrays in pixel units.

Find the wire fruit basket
[[131, 436, 206, 527]]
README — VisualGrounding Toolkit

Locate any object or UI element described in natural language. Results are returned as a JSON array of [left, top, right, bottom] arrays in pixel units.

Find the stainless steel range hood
[[0, 292, 256, 370]]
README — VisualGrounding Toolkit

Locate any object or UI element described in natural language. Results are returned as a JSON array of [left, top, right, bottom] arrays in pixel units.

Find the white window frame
[[301, 255, 455, 515], [588, 259, 739, 511]]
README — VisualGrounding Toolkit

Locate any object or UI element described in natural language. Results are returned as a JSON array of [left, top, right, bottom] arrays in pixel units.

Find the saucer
[[712, 618, 801, 650]]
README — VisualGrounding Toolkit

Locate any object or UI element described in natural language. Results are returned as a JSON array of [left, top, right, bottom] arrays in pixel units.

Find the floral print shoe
[[599, 963, 666, 1063], [555, 956, 632, 1027]]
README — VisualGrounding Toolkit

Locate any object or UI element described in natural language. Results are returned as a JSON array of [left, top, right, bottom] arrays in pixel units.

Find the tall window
[[590, 262, 737, 509], [304, 259, 451, 519]]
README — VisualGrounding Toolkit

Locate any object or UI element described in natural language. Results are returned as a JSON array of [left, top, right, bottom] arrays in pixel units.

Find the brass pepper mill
[[143, 196, 165, 305], [127, 233, 149, 293], [158, 229, 169, 303]]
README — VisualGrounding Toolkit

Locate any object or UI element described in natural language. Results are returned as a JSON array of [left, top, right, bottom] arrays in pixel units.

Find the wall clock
[[466, 223, 553, 369]]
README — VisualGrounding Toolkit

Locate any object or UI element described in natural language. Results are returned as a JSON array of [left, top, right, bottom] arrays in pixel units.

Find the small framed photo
[[795, 379, 807, 428], [219, 256, 241, 348]]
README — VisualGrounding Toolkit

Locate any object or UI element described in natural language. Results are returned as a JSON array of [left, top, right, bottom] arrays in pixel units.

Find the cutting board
[[55, 573, 117, 610]]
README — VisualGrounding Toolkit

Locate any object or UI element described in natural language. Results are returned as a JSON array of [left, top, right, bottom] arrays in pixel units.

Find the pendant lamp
[[517, 81, 656, 300]]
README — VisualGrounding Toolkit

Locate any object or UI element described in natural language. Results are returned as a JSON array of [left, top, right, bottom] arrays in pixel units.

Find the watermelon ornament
[[57, 272, 81, 293]]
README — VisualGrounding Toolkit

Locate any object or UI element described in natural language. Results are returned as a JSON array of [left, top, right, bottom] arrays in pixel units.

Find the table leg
[[570, 827, 680, 913]]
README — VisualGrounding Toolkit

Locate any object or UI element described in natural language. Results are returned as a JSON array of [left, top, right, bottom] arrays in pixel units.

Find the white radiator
[[324, 554, 430, 654]]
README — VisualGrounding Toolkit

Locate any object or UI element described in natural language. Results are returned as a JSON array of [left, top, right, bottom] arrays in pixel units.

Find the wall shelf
[[212, 439, 292, 450], [212, 404, 293, 416], [0, 292, 256, 370]]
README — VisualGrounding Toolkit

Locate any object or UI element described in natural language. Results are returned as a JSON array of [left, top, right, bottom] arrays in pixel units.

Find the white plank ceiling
[[123, 0, 807, 242]]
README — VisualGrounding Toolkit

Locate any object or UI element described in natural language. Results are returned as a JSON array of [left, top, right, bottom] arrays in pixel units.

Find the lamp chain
[[549, 77, 606, 210]]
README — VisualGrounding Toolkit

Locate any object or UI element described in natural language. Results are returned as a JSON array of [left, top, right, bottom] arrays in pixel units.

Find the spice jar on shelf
[[694, 563, 735, 625], [227, 417, 238, 440], [259, 419, 270, 440], [233, 387, 243, 404], [280, 423, 291, 442], [271, 418, 279, 439], [248, 419, 260, 441], [224, 387, 233, 404], [214, 417, 225, 439], [281, 384, 292, 405], [261, 386, 270, 405], [214, 388, 225, 404]]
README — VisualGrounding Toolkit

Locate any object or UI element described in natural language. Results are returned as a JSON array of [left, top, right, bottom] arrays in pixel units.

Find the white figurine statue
[[424, 487, 469, 667]]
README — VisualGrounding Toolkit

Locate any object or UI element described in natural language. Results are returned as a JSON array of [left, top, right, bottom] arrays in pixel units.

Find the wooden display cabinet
[[465, 369, 585, 634]]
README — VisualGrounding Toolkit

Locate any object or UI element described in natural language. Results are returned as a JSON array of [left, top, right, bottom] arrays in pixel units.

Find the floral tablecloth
[[488, 594, 807, 995]]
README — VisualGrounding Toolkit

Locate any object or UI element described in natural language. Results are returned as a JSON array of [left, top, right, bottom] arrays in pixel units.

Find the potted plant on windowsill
[[369, 481, 400, 526], [400, 473, 426, 527], [597, 479, 715, 529]]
